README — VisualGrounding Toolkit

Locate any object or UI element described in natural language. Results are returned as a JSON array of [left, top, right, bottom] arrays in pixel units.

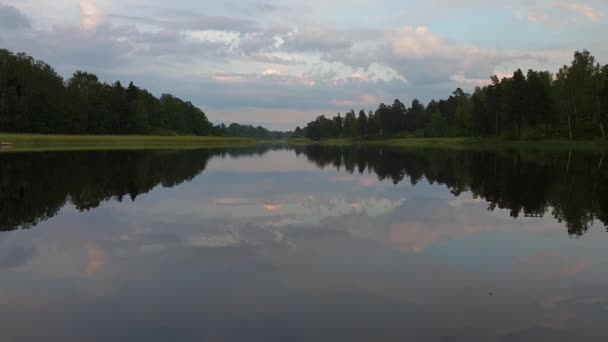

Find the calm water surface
[[1, 145, 608, 341]]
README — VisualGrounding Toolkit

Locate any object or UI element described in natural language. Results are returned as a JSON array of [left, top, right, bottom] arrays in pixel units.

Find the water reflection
[[1, 145, 608, 341], [0, 146, 278, 232], [2, 145, 607, 235], [295, 145, 608, 236]]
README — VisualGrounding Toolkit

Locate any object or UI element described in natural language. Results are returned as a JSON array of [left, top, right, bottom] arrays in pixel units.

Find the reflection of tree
[[0, 146, 279, 232], [2, 145, 607, 237], [296, 145, 608, 236]]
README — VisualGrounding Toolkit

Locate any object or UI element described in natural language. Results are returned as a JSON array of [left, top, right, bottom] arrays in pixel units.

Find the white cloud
[[391, 26, 450, 59], [1, 0, 606, 129], [556, 2, 601, 21], [80, 0, 105, 32], [262, 68, 282, 76]]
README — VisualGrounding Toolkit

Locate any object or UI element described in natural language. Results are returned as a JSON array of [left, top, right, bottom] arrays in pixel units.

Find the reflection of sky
[[1, 150, 608, 341]]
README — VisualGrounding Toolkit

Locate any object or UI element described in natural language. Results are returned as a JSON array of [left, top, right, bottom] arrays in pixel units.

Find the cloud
[[167, 16, 259, 33], [262, 68, 282, 76], [1, 0, 605, 129], [80, 0, 105, 32], [524, 1, 604, 27], [110, 11, 260, 34], [391, 26, 449, 59], [0, 3, 30, 29], [249, 53, 304, 65], [526, 13, 563, 28], [556, 2, 602, 21], [282, 29, 353, 53], [330, 94, 379, 107]]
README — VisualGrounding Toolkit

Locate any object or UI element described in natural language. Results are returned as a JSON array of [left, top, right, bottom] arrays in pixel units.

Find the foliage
[[301, 50, 608, 141], [0, 49, 212, 135], [0, 133, 253, 151], [211, 122, 294, 140]]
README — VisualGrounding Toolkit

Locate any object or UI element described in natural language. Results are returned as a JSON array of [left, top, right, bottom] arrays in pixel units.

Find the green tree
[[343, 109, 358, 138], [357, 110, 368, 136]]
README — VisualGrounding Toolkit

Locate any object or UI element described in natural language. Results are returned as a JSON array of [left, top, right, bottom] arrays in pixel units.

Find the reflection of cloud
[[331, 175, 356, 182], [0, 292, 52, 311], [263, 204, 282, 211], [573, 296, 607, 305], [0, 246, 36, 269], [207, 150, 319, 172], [324, 197, 404, 218], [388, 219, 493, 253], [389, 223, 443, 253], [447, 197, 484, 208], [187, 234, 241, 248], [330, 174, 377, 188], [215, 197, 250, 206], [85, 245, 108, 275], [359, 178, 377, 187], [545, 258, 593, 278], [541, 293, 573, 309]]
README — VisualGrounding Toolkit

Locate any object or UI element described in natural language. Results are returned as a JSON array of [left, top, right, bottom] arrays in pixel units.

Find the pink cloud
[[330, 94, 379, 107], [556, 2, 602, 21], [263, 204, 282, 211], [85, 244, 108, 275]]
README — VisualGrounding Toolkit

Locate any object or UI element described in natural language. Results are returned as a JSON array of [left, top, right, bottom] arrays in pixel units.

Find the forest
[[299, 50, 608, 141], [0, 49, 215, 135], [0, 48, 289, 138], [211, 122, 293, 140]]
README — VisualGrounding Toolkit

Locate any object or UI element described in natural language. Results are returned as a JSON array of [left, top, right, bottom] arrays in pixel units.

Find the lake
[[1, 145, 608, 341]]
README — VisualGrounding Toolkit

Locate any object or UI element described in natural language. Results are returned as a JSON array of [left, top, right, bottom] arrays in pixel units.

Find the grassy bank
[[0, 133, 255, 152], [293, 137, 608, 151]]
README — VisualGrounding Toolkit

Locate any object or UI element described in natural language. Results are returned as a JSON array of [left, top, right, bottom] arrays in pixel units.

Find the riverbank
[[291, 137, 608, 151], [0, 133, 255, 152]]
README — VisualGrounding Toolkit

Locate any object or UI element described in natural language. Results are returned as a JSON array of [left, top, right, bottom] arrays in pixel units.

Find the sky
[[1, 0, 607, 130]]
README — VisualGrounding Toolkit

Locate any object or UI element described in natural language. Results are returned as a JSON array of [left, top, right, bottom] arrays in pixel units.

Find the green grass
[[382, 137, 608, 151], [0, 133, 255, 152], [295, 137, 608, 151], [4, 134, 608, 153]]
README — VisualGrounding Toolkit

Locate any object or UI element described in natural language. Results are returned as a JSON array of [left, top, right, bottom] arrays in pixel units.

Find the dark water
[[1, 145, 608, 341]]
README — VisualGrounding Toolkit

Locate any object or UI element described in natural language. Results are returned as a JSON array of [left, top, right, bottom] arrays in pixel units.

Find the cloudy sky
[[1, 0, 607, 129]]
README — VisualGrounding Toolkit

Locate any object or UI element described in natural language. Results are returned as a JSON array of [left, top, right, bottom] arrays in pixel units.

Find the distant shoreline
[[3, 133, 608, 153], [0, 133, 255, 152], [290, 137, 608, 151]]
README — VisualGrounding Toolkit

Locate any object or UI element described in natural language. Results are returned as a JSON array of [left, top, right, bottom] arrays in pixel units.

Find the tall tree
[[357, 109, 368, 137], [343, 109, 358, 138]]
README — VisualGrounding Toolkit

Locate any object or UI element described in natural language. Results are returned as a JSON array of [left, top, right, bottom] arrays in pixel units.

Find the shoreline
[[0, 133, 256, 152], [3, 133, 608, 152], [290, 137, 608, 151]]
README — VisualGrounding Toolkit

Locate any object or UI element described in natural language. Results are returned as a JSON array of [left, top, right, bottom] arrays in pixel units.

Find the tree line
[[211, 122, 293, 140], [1, 48, 279, 136], [298, 50, 608, 140]]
